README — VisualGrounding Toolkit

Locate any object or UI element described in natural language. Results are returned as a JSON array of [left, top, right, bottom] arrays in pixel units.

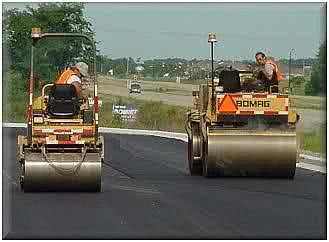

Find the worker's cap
[[75, 62, 89, 77]]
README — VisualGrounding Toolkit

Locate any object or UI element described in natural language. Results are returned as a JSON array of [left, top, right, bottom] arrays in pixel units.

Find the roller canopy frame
[[28, 32, 99, 143]]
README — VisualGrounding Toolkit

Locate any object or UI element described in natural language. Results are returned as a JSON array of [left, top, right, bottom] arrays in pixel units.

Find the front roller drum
[[21, 152, 102, 192], [203, 129, 297, 178]]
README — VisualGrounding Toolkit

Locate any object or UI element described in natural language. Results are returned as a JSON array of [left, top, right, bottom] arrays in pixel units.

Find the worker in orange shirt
[[254, 52, 283, 92], [56, 62, 89, 97]]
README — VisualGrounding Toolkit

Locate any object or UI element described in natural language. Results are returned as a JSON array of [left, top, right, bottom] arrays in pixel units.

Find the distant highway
[[98, 77, 325, 131], [98, 76, 193, 107], [3, 127, 326, 239]]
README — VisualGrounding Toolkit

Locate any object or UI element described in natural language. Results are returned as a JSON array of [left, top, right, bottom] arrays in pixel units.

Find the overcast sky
[[4, 2, 326, 60]]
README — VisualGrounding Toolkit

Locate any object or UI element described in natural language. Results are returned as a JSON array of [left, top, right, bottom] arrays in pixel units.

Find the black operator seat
[[218, 67, 241, 93], [47, 84, 80, 117]]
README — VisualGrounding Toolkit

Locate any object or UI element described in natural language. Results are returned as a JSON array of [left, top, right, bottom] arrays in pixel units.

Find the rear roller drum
[[202, 140, 218, 178]]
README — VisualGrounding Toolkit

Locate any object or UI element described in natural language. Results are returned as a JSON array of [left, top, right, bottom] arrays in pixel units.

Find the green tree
[[3, 3, 94, 81], [290, 76, 305, 86], [3, 3, 94, 121], [305, 43, 326, 96]]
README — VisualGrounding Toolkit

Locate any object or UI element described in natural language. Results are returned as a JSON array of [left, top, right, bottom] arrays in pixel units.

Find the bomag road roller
[[186, 37, 299, 178], [17, 28, 104, 192]]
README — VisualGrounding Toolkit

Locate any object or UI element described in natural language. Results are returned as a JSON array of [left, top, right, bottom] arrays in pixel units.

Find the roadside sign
[[112, 104, 138, 122]]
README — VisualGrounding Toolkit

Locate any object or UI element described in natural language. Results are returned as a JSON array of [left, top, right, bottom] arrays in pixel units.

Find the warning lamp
[[31, 27, 42, 38], [208, 33, 217, 43]]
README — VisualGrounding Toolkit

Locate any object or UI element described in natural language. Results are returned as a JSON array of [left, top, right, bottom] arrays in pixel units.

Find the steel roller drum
[[206, 129, 297, 177], [23, 152, 102, 192]]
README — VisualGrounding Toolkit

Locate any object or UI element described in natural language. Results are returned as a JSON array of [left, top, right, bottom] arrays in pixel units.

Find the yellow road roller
[[186, 69, 300, 178], [185, 34, 299, 178], [17, 28, 104, 191]]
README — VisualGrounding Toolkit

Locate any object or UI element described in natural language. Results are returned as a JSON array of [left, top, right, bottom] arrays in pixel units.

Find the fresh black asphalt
[[2, 127, 326, 239]]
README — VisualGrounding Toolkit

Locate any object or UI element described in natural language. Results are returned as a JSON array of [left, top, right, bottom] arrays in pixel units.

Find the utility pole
[[153, 60, 155, 79], [288, 48, 295, 93], [126, 57, 129, 76], [100, 56, 103, 74]]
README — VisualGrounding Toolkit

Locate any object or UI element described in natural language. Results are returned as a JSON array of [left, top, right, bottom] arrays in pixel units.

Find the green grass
[[3, 95, 27, 122], [142, 87, 191, 96], [298, 126, 326, 154], [143, 87, 170, 93], [99, 95, 188, 132], [290, 95, 325, 110], [135, 101, 187, 132], [2, 70, 27, 122]]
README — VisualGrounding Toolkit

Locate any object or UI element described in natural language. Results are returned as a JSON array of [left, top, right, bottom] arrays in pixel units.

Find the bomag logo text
[[236, 100, 270, 108]]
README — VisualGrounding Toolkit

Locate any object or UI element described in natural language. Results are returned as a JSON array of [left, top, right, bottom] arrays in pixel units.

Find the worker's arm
[[66, 75, 88, 99], [71, 81, 82, 97], [263, 63, 274, 80]]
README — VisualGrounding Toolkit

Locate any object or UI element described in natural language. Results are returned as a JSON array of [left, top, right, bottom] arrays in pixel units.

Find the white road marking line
[[3, 123, 27, 128], [297, 162, 326, 174]]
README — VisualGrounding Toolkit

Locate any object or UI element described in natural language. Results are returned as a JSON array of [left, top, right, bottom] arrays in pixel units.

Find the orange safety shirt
[[265, 59, 283, 81], [56, 68, 76, 84]]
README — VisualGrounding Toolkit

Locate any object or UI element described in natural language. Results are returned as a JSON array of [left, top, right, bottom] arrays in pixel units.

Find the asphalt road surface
[[2, 127, 326, 239]]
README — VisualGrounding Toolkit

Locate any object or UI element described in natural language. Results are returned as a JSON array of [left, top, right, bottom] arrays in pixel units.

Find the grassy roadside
[[99, 95, 188, 132], [3, 95, 27, 123], [298, 126, 326, 154], [290, 95, 326, 110]]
